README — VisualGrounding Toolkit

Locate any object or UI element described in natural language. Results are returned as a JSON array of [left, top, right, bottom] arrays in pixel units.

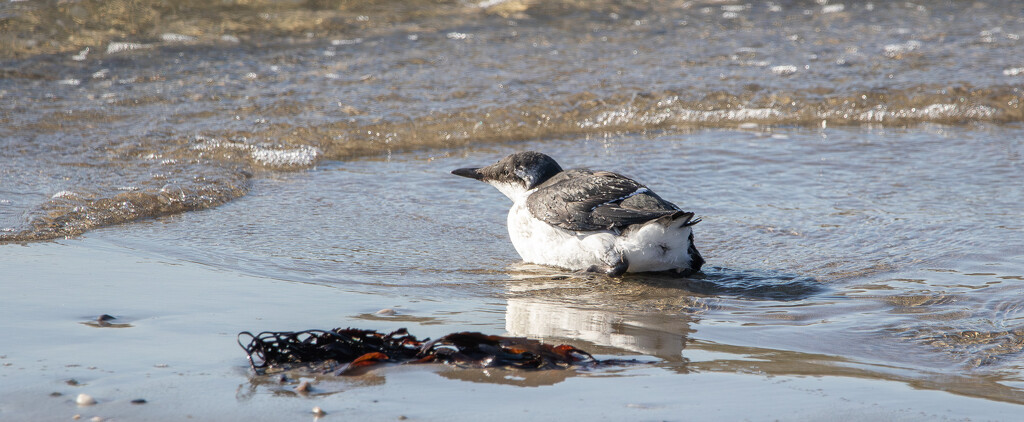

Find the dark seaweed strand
[[237, 328, 425, 373], [238, 330, 332, 371], [239, 328, 640, 374]]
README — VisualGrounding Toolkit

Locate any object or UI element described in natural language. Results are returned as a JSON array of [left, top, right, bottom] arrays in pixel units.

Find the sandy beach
[[4, 234, 1023, 421]]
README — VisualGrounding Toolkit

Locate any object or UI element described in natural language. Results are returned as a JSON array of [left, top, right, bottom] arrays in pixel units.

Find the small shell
[[312, 406, 326, 416], [75, 393, 97, 406]]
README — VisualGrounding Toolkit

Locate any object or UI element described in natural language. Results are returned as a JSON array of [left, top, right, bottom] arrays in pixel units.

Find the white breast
[[506, 198, 617, 271], [505, 194, 695, 273]]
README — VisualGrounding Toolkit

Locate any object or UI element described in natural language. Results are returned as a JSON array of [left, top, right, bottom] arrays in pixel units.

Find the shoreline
[[3, 235, 1023, 420]]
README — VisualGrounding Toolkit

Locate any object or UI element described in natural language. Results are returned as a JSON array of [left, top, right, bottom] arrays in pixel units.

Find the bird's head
[[451, 151, 563, 201]]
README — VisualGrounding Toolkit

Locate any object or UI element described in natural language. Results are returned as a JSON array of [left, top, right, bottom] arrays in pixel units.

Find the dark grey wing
[[526, 169, 680, 231]]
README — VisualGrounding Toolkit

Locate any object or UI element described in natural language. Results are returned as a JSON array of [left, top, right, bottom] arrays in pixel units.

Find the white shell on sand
[[75, 393, 97, 406]]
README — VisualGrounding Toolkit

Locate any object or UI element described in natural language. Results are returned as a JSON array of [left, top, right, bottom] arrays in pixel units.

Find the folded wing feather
[[526, 169, 686, 231]]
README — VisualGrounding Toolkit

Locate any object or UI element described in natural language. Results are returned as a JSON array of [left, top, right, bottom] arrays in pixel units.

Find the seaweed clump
[[238, 327, 608, 375]]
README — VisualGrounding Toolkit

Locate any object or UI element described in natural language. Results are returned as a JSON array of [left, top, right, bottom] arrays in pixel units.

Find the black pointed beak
[[451, 167, 484, 181]]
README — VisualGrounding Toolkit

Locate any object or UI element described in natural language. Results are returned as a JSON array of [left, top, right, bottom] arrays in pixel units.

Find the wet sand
[[3, 237, 1023, 421]]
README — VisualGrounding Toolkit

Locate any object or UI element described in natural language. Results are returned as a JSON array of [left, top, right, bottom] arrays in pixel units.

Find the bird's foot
[[586, 257, 629, 277]]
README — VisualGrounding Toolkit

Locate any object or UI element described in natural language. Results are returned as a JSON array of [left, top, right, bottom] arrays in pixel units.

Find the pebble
[[96, 314, 115, 327], [72, 414, 81, 420], [312, 406, 326, 416], [130, 398, 147, 404], [296, 380, 312, 393], [375, 308, 397, 316], [75, 393, 97, 406], [90, 417, 103, 422]]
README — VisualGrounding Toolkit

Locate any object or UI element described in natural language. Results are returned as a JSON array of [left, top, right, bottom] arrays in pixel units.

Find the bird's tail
[[654, 211, 700, 229]]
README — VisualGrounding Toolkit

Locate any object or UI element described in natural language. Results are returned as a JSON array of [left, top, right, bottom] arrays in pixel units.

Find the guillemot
[[452, 151, 704, 276]]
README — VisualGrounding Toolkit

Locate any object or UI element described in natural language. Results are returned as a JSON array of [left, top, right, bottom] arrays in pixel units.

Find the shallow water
[[3, 0, 1024, 240], [2, 0, 1024, 419], [105, 129, 1024, 387]]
